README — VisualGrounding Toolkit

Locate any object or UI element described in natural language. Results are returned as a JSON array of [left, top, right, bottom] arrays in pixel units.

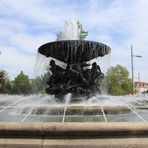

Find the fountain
[[32, 18, 147, 122], [38, 18, 111, 100], [0, 18, 148, 122], [0, 18, 148, 147]]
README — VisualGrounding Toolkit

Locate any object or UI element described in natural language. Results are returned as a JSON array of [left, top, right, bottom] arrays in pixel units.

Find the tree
[[0, 70, 11, 94], [77, 21, 88, 40], [11, 71, 32, 95], [31, 66, 51, 94], [105, 65, 132, 95], [31, 75, 47, 94], [142, 90, 148, 94]]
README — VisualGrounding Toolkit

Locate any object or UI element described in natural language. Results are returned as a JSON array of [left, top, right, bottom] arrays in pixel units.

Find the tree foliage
[[11, 71, 32, 95], [77, 21, 88, 40], [0, 69, 51, 95], [0, 70, 11, 94], [105, 65, 132, 95], [142, 90, 148, 94], [31, 66, 51, 94], [32, 75, 47, 94]]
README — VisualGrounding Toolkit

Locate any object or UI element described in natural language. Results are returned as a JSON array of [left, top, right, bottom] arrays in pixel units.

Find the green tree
[[31, 75, 47, 94], [77, 21, 88, 40], [0, 70, 11, 94], [56, 31, 63, 41], [11, 71, 32, 95], [105, 65, 132, 95], [142, 90, 148, 94], [31, 67, 51, 94]]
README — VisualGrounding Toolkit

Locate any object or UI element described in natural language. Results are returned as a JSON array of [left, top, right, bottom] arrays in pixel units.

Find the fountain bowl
[[38, 40, 111, 63]]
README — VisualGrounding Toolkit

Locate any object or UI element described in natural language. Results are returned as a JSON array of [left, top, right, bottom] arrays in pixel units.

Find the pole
[[131, 45, 134, 94], [138, 72, 140, 83]]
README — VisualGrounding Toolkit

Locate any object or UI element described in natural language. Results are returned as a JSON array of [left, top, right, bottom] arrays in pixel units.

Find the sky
[[0, 0, 148, 82]]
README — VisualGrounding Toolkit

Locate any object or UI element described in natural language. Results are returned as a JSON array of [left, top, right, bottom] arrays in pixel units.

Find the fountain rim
[[38, 40, 111, 63], [0, 122, 148, 147], [38, 39, 111, 51]]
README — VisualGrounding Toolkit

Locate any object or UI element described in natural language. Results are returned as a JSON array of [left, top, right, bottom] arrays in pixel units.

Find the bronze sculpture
[[38, 40, 111, 100]]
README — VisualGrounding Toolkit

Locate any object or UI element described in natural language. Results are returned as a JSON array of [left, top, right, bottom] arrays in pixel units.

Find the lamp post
[[138, 72, 140, 82], [131, 45, 142, 94]]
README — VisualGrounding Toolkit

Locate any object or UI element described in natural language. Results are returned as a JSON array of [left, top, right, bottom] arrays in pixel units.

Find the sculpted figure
[[89, 62, 104, 93], [47, 60, 65, 88], [46, 60, 104, 97], [90, 62, 101, 82]]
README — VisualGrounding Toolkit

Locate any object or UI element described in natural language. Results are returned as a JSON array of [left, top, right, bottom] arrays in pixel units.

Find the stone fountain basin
[[19, 105, 131, 115], [0, 122, 148, 147]]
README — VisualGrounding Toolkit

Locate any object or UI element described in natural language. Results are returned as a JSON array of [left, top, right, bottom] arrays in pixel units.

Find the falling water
[[34, 53, 67, 77], [35, 16, 83, 77], [62, 93, 72, 122]]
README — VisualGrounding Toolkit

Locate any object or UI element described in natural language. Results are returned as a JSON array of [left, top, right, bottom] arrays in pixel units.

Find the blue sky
[[0, 0, 148, 82]]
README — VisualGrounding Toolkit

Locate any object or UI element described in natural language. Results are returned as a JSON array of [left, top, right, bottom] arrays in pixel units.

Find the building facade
[[134, 82, 148, 93]]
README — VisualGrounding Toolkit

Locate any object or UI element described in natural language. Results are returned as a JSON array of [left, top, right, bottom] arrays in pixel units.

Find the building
[[134, 82, 148, 93]]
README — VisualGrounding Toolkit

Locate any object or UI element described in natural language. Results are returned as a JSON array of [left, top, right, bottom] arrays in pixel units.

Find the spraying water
[[126, 105, 146, 122], [92, 96, 107, 122], [0, 94, 148, 122], [57, 17, 81, 40], [62, 93, 72, 122], [0, 95, 34, 113], [21, 96, 52, 122]]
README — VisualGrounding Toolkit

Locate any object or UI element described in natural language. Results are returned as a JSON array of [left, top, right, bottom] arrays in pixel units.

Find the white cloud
[[0, 0, 70, 27], [9, 33, 55, 54], [0, 46, 35, 79]]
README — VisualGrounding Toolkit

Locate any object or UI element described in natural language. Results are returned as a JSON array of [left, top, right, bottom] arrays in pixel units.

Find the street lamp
[[131, 45, 142, 94]]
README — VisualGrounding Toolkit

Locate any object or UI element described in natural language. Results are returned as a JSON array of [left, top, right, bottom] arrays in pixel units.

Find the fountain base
[[0, 122, 148, 147]]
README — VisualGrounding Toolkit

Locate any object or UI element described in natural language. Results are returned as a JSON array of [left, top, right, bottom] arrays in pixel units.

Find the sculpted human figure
[[49, 60, 64, 75], [47, 60, 65, 86], [90, 62, 101, 82], [89, 62, 104, 93], [67, 64, 89, 87], [46, 60, 104, 97]]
